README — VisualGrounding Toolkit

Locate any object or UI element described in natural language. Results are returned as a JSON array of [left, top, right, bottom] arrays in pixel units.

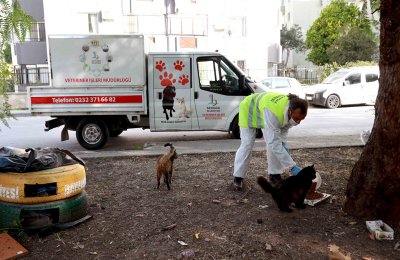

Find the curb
[[11, 110, 31, 118]]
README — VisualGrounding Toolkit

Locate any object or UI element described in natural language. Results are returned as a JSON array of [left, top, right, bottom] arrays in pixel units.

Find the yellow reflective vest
[[239, 93, 288, 128]]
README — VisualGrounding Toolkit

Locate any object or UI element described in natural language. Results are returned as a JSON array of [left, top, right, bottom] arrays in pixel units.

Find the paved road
[[1, 105, 374, 158]]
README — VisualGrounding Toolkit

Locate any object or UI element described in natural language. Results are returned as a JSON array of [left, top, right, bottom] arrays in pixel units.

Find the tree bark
[[284, 49, 290, 68], [343, 0, 400, 224]]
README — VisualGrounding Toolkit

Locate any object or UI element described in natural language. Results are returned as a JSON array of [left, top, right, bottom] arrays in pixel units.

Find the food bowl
[[312, 172, 321, 190]]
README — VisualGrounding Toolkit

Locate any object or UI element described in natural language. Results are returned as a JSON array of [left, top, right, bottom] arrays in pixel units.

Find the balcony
[[14, 22, 47, 65], [123, 14, 208, 36], [15, 22, 46, 42], [13, 65, 49, 91]]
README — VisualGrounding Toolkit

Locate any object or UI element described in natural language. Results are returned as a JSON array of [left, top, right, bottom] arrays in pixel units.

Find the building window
[[179, 37, 196, 48], [88, 14, 99, 33], [29, 22, 46, 42], [236, 60, 246, 72], [228, 17, 246, 37]]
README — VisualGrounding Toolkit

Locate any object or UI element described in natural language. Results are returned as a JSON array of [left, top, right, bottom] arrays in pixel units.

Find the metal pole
[[165, 13, 169, 51]]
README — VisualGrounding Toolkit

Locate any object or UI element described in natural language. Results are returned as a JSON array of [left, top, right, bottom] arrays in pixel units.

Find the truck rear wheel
[[76, 118, 109, 150]]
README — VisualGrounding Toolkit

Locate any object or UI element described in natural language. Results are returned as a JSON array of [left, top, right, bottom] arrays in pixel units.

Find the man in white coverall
[[233, 92, 308, 190]]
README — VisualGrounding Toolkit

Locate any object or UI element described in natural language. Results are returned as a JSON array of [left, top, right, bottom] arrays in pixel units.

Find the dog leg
[[157, 175, 161, 189], [166, 173, 171, 190]]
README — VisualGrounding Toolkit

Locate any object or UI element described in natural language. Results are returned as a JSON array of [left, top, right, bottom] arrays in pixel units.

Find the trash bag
[[0, 146, 85, 173]]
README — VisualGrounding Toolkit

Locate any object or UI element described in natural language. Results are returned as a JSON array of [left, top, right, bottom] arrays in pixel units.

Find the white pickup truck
[[28, 34, 261, 149]]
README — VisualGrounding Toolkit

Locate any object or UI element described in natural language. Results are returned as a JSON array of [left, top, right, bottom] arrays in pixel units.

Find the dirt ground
[[17, 146, 400, 259]]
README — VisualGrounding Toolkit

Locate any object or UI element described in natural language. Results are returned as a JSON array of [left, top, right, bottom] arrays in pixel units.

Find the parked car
[[305, 66, 379, 109], [250, 77, 306, 98]]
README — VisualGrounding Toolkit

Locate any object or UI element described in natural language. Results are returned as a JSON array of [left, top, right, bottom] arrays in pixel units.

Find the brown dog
[[156, 143, 178, 190]]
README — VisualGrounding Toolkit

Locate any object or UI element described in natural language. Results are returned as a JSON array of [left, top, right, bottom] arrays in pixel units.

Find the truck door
[[342, 72, 363, 104], [193, 56, 245, 130], [150, 54, 195, 130], [362, 71, 379, 104]]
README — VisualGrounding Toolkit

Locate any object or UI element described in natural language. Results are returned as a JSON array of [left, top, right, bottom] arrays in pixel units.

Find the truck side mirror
[[239, 75, 245, 88]]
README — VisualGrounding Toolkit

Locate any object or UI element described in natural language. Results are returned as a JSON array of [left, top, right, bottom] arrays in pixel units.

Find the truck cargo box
[[28, 34, 147, 116]]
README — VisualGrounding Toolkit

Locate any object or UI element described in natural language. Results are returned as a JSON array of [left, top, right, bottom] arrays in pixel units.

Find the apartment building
[[11, 0, 285, 91], [11, 0, 48, 92]]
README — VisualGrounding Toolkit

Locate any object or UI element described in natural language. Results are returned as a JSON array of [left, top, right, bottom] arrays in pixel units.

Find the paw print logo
[[179, 74, 190, 86], [155, 60, 166, 72], [159, 71, 176, 87], [174, 60, 185, 71]]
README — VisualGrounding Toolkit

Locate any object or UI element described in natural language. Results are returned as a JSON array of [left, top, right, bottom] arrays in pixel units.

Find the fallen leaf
[[212, 199, 221, 204], [214, 235, 227, 240], [89, 252, 98, 255], [178, 240, 188, 246], [162, 223, 177, 231], [362, 256, 373, 260], [195, 233, 200, 239], [73, 242, 85, 249], [328, 244, 351, 260], [394, 241, 400, 251], [180, 249, 195, 258]]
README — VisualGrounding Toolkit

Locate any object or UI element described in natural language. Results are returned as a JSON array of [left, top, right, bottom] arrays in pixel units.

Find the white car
[[250, 77, 306, 99], [305, 66, 379, 109]]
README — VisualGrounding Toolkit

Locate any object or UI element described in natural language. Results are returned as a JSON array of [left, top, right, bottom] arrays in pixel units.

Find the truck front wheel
[[231, 117, 263, 139], [326, 94, 340, 109], [76, 118, 109, 150], [231, 116, 240, 139]]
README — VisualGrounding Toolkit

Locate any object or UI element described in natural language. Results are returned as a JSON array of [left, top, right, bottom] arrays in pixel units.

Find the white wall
[[42, 0, 281, 80], [43, 0, 124, 34], [291, 0, 325, 68]]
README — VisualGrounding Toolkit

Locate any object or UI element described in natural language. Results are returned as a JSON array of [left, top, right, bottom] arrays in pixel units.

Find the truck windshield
[[322, 71, 348, 84]]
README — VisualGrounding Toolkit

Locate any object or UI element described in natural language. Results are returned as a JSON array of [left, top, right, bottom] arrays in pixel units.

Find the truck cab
[[148, 52, 252, 133]]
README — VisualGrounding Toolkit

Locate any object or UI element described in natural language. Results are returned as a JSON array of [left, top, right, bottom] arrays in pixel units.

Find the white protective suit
[[233, 103, 296, 178]]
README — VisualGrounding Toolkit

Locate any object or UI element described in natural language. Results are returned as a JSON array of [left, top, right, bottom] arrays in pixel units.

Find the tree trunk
[[343, 1, 400, 224], [284, 49, 290, 69]]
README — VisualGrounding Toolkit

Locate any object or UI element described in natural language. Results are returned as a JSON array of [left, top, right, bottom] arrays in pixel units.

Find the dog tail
[[256, 176, 275, 194]]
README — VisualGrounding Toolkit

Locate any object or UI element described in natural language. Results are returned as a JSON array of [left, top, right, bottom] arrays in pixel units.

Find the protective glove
[[290, 165, 302, 176], [282, 142, 290, 154]]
